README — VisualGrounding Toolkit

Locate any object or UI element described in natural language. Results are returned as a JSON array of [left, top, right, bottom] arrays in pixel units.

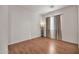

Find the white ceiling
[[19, 5, 69, 14]]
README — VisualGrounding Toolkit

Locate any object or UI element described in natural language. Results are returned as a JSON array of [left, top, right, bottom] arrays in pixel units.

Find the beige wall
[[8, 6, 41, 44], [78, 6, 79, 50], [0, 6, 8, 54]]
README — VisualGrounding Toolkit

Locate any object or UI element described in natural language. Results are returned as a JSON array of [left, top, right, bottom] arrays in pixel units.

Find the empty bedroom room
[[0, 5, 79, 54]]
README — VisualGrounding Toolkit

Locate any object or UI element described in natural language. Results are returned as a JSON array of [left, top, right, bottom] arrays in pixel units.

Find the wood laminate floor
[[8, 37, 78, 54]]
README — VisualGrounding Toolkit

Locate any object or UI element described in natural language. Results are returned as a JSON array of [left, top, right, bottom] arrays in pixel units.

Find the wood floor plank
[[8, 37, 78, 54]]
